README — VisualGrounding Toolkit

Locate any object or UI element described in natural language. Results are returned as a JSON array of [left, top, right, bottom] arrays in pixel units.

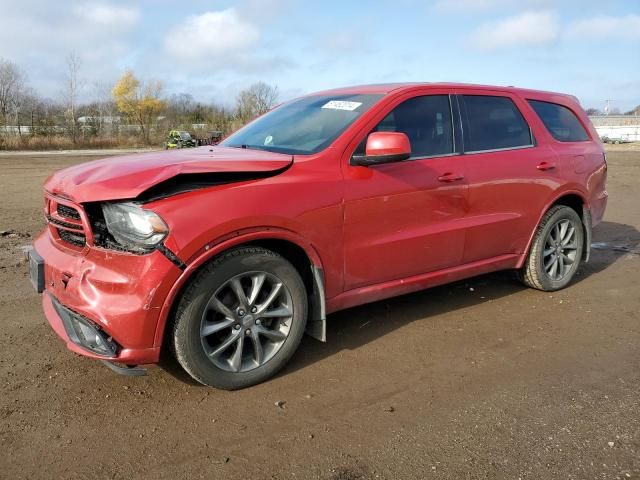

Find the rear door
[[341, 91, 468, 290], [456, 90, 563, 263]]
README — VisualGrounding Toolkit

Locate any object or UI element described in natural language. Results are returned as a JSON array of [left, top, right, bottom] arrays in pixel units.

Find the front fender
[[153, 227, 327, 347]]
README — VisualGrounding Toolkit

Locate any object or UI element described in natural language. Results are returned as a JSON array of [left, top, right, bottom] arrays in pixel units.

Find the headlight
[[101, 202, 168, 252]]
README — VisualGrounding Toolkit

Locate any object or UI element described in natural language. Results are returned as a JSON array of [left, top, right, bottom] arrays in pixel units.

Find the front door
[[342, 93, 468, 290]]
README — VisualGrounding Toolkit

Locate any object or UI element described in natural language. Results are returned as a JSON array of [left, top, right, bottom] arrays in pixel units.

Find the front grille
[[57, 204, 81, 220], [57, 228, 86, 247], [45, 194, 88, 249], [46, 215, 81, 230]]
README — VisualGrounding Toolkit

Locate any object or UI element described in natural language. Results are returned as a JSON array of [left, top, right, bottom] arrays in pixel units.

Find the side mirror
[[351, 131, 411, 166]]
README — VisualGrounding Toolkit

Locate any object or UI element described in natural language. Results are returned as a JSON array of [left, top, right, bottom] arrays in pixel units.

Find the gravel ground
[[0, 149, 638, 480]]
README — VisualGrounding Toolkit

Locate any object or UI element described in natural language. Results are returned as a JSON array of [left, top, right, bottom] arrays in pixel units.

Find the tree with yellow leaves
[[112, 70, 166, 144]]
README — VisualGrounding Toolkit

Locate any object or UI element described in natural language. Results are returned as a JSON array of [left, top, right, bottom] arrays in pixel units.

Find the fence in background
[[590, 116, 640, 142]]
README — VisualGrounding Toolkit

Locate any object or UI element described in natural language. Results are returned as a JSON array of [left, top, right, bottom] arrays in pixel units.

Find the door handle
[[437, 172, 465, 183], [536, 162, 556, 171]]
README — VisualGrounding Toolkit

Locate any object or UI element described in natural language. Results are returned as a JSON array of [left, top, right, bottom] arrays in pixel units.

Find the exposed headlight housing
[[101, 202, 168, 252]]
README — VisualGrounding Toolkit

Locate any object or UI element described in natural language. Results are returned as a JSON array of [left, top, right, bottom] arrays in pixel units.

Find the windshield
[[180, 132, 192, 140], [222, 93, 383, 155]]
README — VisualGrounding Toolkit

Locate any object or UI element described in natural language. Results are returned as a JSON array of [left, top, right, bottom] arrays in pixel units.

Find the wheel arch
[[519, 190, 592, 268], [154, 229, 327, 349]]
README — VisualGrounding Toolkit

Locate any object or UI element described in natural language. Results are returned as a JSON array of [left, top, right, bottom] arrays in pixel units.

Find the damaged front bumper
[[31, 229, 183, 368]]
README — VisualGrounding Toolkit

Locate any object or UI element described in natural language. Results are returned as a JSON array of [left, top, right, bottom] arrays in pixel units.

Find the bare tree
[[166, 93, 195, 127], [15, 87, 39, 135], [62, 53, 83, 143], [236, 82, 279, 124], [174, 93, 194, 116], [93, 80, 118, 136], [0, 58, 26, 128], [252, 82, 279, 115]]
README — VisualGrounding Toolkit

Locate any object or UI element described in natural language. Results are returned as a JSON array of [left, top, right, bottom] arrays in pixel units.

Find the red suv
[[29, 83, 607, 389]]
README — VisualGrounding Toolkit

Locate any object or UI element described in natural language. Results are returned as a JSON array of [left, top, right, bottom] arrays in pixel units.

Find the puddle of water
[[591, 242, 640, 255]]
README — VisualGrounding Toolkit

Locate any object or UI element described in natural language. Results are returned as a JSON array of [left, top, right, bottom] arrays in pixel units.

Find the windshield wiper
[[229, 144, 270, 152], [225, 143, 302, 155]]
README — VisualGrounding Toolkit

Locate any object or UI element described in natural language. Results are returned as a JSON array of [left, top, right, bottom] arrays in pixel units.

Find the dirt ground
[[1, 147, 639, 480]]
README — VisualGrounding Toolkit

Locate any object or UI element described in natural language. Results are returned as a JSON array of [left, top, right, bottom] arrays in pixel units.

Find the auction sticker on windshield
[[321, 100, 362, 111]]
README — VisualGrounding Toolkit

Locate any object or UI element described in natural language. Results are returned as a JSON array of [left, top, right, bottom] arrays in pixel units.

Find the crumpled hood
[[44, 146, 293, 203]]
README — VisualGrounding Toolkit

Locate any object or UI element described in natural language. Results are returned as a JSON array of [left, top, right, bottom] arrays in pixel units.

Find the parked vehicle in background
[[601, 135, 632, 144], [208, 130, 223, 145], [164, 130, 197, 149], [29, 83, 607, 389], [193, 131, 224, 147]]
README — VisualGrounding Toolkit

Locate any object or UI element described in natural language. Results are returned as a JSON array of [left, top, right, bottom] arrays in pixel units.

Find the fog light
[[51, 295, 118, 357], [73, 320, 111, 355]]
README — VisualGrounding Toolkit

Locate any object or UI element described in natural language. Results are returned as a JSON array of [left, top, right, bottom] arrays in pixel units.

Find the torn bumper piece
[[50, 293, 119, 357], [100, 360, 147, 376], [45, 293, 149, 376], [41, 288, 160, 363]]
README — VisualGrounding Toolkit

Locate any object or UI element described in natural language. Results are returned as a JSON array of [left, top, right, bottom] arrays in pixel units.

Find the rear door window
[[460, 95, 533, 152], [528, 100, 590, 142]]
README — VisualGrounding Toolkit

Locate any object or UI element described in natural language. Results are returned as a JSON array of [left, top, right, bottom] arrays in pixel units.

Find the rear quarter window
[[528, 100, 590, 142]]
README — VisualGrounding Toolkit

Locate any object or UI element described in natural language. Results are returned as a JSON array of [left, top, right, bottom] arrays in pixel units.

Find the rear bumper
[[591, 189, 608, 228], [34, 229, 182, 365]]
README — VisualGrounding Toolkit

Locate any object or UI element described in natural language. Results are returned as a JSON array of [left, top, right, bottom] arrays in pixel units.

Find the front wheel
[[518, 205, 584, 291], [171, 247, 307, 389]]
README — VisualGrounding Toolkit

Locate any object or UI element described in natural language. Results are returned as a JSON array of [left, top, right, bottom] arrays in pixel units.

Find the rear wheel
[[172, 247, 307, 389], [518, 205, 584, 291]]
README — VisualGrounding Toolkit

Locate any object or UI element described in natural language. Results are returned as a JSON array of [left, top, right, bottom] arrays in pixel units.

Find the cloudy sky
[[1, 0, 639, 110]]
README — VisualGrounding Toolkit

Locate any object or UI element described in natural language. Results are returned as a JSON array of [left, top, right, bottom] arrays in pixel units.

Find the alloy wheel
[[543, 219, 579, 281], [200, 271, 293, 373]]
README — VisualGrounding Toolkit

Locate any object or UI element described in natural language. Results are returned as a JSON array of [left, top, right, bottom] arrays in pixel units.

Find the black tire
[[171, 247, 307, 389], [518, 205, 584, 291]]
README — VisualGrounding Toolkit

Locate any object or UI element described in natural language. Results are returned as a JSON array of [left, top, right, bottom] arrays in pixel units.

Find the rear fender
[[518, 190, 590, 268]]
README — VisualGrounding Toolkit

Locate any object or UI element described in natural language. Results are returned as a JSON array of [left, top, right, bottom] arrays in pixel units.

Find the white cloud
[[239, 0, 299, 24], [73, 3, 140, 29], [164, 9, 260, 63], [0, 1, 141, 100], [468, 11, 559, 50], [434, 0, 510, 9], [434, 0, 551, 11], [567, 14, 640, 39]]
